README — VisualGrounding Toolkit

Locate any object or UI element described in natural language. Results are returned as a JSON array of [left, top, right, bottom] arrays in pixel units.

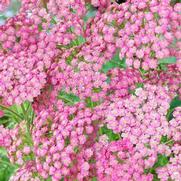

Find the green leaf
[[106, 76, 111, 84], [70, 7, 77, 14], [144, 168, 160, 181], [50, 17, 57, 25], [57, 90, 80, 106], [120, 21, 126, 29], [158, 64, 168, 71], [0, 147, 18, 181], [169, 96, 181, 110], [101, 51, 126, 73], [92, 87, 102, 93], [65, 137, 70, 146], [145, 154, 169, 178], [158, 57, 176, 64], [144, 143, 151, 149], [167, 96, 181, 121], [154, 12, 160, 20], [92, 177, 97, 181], [0, 116, 17, 129], [0, 104, 23, 124], [170, 0, 181, 6], [38, 24, 43, 32], [74, 146, 79, 153], [150, 50, 156, 58], [70, 36, 86, 47], [67, 26, 74, 33], [99, 125, 120, 142], [160, 135, 168, 143], [153, 154, 169, 168], [160, 135, 174, 147], [0, 116, 10, 125], [85, 97, 100, 109], [139, 68, 149, 78], [77, 36, 86, 45], [136, 83, 144, 88], [66, 49, 78, 64], [45, 177, 52, 181], [6, 121, 17, 129], [57, 36, 86, 49], [153, 176, 160, 181], [89, 158, 96, 164], [68, 114, 76, 121], [101, 61, 116, 73], [83, 5, 97, 23]]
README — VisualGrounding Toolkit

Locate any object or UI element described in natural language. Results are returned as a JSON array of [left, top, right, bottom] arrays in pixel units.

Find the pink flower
[[23, 146, 31, 154], [0, 0, 10, 12]]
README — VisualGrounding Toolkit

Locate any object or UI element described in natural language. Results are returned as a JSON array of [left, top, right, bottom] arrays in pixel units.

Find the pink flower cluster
[[9, 161, 40, 181], [31, 102, 98, 180], [88, 0, 181, 69], [117, 0, 181, 70], [0, 121, 33, 165], [0, 0, 10, 12], [91, 0, 111, 9], [95, 139, 153, 180], [157, 107, 181, 181], [0, 0, 180, 181], [108, 68, 143, 98], [144, 65, 181, 98]]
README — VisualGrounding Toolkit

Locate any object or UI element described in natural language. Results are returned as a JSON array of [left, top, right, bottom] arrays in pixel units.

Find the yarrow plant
[[0, 0, 180, 181]]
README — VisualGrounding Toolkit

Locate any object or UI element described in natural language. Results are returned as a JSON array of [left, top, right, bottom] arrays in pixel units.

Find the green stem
[[164, 139, 174, 145], [41, 0, 48, 11], [21, 104, 32, 139], [26, 103, 31, 129], [31, 111, 35, 123], [139, 69, 147, 79], [30, 111, 35, 133], [0, 104, 22, 122], [166, 108, 174, 121], [26, 103, 31, 113], [21, 104, 28, 121]]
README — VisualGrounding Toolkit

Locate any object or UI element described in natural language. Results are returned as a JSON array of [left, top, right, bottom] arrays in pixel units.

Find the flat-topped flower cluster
[[0, 0, 180, 181]]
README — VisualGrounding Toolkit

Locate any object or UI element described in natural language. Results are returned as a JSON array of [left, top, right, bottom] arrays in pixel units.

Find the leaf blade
[[158, 57, 176, 64], [57, 90, 80, 106]]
